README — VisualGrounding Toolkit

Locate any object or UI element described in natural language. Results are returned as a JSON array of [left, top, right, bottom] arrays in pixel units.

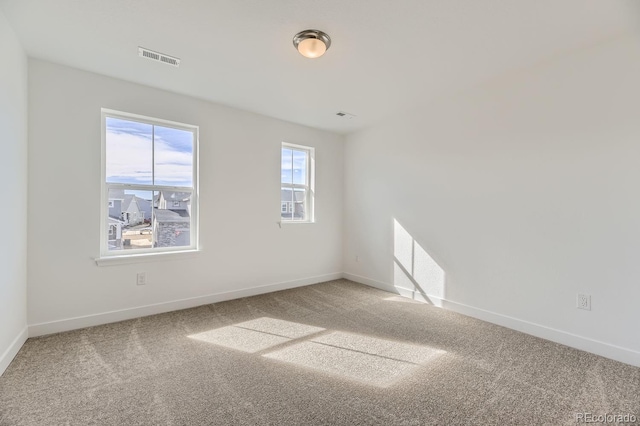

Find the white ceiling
[[1, 0, 638, 134]]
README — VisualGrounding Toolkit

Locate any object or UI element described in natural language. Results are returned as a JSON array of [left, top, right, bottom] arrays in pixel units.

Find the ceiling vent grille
[[138, 47, 180, 67]]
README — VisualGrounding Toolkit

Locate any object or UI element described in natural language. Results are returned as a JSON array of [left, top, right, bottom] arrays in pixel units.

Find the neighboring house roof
[[121, 194, 154, 213], [281, 189, 305, 202], [137, 197, 151, 211], [109, 189, 126, 200], [156, 191, 190, 210], [162, 191, 191, 201], [154, 209, 190, 223], [172, 209, 190, 218], [122, 195, 139, 212], [108, 216, 125, 224]]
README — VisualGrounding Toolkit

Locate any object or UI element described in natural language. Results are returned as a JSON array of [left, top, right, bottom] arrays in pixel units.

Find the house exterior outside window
[[281, 142, 314, 223], [100, 109, 198, 257]]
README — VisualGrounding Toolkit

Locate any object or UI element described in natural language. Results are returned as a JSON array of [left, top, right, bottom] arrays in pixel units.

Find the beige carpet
[[0, 279, 638, 425]]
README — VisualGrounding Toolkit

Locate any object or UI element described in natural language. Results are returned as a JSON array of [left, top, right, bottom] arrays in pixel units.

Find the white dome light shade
[[293, 30, 331, 59], [297, 38, 326, 58]]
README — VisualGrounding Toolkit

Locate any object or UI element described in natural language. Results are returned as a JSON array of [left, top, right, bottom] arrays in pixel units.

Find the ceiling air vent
[[138, 47, 181, 67], [336, 111, 356, 120]]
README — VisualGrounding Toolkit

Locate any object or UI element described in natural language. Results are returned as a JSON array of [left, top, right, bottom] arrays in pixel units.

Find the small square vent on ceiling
[[336, 111, 356, 119], [138, 47, 181, 67]]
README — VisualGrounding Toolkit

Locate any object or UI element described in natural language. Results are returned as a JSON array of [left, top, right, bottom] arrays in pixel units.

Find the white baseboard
[[342, 273, 394, 292], [344, 273, 640, 367], [440, 298, 640, 367], [342, 273, 446, 306], [394, 286, 445, 307], [25, 270, 640, 368], [29, 272, 342, 338], [0, 326, 28, 377]]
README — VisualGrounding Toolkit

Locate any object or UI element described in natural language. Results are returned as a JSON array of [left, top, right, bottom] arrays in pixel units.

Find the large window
[[101, 109, 198, 257], [281, 142, 314, 222]]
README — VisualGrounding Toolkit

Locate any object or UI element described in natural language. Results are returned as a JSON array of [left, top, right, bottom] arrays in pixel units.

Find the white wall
[[344, 34, 640, 366], [28, 60, 343, 334], [0, 11, 28, 375]]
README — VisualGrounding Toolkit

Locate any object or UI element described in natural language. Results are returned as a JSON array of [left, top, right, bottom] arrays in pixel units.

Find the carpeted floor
[[0, 279, 638, 425]]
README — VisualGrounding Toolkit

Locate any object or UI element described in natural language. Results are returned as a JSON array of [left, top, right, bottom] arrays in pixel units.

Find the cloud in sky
[[281, 148, 307, 185], [106, 118, 193, 187], [155, 139, 193, 186]]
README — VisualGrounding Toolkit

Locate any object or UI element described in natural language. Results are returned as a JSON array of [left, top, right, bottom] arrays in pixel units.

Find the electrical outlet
[[137, 272, 146, 286], [577, 293, 591, 310]]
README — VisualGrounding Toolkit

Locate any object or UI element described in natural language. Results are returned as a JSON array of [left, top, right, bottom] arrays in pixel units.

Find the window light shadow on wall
[[189, 317, 445, 387], [392, 219, 446, 306]]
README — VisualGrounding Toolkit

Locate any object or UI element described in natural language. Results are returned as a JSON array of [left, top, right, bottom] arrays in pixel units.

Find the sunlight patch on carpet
[[188, 317, 325, 353], [264, 331, 445, 387], [234, 317, 325, 339], [188, 326, 290, 353]]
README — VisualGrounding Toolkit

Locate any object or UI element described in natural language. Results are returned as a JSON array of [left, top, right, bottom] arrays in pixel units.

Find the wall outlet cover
[[137, 272, 146, 286], [577, 293, 591, 311]]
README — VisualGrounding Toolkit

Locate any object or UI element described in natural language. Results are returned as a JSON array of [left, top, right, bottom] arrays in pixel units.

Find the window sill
[[279, 220, 315, 226], [95, 249, 200, 267]]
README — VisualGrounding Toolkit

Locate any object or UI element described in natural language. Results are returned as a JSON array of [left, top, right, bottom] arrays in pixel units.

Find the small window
[[281, 142, 314, 222], [101, 109, 198, 257]]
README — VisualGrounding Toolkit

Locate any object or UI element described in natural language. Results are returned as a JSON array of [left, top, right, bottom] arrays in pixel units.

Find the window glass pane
[[154, 190, 192, 248], [281, 148, 293, 185], [106, 117, 152, 185], [292, 149, 307, 185], [154, 126, 194, 187], [281, 187, 294, 220], [107, 188, 153, 251], [103, 111, 198, 256], [293, 188, 306, 221]]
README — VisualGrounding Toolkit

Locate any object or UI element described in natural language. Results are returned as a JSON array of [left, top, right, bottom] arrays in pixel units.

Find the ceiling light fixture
[[293, 29, 331, 59]]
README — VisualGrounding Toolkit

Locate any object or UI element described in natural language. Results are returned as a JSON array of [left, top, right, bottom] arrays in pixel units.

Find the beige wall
[[343, 35, 640, 366], [0, 10, 28, 375], [27, 59, 344, 333]]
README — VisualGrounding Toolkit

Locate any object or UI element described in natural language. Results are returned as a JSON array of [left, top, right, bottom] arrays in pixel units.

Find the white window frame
[[99, 109, 199, 259], [281, 142, 315, 223]]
